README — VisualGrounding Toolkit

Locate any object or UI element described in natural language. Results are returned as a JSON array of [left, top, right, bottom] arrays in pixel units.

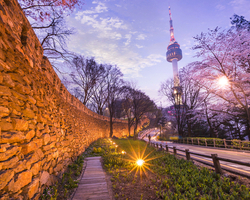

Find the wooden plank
[[72, 156, 110, 200]]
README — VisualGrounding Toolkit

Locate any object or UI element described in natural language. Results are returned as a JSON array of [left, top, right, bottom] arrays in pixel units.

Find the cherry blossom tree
[[191, 26, 250, 139]]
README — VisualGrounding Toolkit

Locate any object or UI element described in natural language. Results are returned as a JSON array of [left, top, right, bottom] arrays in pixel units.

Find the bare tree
[[18, 0, 82, 62], [68, 56, 105, 105], [105, 65, 124, 137]]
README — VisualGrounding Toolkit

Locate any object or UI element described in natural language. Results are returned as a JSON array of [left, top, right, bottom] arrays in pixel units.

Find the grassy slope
[[100, 138, 250, 200]]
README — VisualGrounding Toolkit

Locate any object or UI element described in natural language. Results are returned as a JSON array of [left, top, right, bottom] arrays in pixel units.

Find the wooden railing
[[149, 142, 250, 177], [174, 138, 250, 151]]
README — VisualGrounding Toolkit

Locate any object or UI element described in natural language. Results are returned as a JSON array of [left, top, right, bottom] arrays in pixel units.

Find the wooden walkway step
[[72, 157, 111, 200]]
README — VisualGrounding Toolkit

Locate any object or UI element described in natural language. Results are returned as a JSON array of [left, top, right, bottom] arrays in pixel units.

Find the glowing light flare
[[218, 76, 229, 88], [121, 150, 126, 154], [115, 145, 118, 148], [136, 159, 145, 167], [121, 141, 162, 180]]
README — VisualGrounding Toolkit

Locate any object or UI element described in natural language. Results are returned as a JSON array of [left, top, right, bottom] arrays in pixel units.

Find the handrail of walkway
[[149, 142, 250, 176], [174, 138, 250, 151]]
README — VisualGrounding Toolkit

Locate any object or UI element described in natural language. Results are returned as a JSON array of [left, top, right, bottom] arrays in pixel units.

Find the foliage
[[40, 154, 84, 200], [40, 184, 58, 200], [97, 138, 250, 199], [121, 84, 156, 138], [180, 137, 250, 149]]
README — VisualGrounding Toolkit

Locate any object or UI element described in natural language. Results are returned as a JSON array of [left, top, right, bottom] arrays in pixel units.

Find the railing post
[[165, 145, 169, 152], [187, 138, 189, 144], [191, 138, 193, 145], [211, 154, 222, 174], [156, 143, 158, 148], [185, 149, 190, 161], [173, 147, 177, 155], [239, 141, 242, 150], [160, 144, 162, 149], [183, 138, 184, 144], [205, 139, 207, 147], [198, 138, 200, 145], [213, 139, 215, 148], [223, 139, 227, 148]]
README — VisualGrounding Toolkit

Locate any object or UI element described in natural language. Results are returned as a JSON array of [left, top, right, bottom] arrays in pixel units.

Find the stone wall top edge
[[2, 0, 127, 125]]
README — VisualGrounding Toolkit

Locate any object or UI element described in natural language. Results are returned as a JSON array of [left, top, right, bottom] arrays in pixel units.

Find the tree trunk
[[109, 114, 113, 138], [133, 120, 138, 140], [188, 123, 192, 137], [128, 119, 131, 137]]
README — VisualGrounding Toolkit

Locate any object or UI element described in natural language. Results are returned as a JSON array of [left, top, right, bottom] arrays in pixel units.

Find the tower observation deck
[[166, 6, 182, 105]]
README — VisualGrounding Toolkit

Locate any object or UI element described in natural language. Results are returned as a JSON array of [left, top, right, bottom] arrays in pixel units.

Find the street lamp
[[218, 76, 229, 88]]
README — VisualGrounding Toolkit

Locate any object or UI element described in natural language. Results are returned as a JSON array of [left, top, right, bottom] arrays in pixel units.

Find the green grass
[[95, 138, 250, 200]]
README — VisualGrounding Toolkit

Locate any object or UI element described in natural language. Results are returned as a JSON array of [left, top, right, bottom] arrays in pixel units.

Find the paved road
[[140, 129, 250, 177]]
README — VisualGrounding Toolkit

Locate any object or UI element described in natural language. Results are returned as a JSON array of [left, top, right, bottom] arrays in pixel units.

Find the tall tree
[[130, 89, 156, 139], [191, 26, 250, 139], [68, 56, 105, 105], [105, 65, 124, 137]]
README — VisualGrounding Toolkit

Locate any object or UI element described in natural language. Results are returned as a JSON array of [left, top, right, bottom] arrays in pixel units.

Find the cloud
[[136, 44, 143, 48], [215, 4, 225, 10], [136, 34, 147, 40], [67, 1, 163, 77], [230, 0, 250, 18], [124, 34, 132, 46]]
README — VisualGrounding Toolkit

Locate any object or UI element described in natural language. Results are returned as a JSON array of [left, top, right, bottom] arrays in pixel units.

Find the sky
[[65, 0, 250, 107]]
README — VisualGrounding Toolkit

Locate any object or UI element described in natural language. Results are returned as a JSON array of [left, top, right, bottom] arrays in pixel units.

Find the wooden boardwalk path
[[72, 157, 111, 200]]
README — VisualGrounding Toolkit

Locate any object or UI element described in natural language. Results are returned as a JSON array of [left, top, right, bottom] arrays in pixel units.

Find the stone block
[[3, 73, 15, 88], [27, 95, 36, 105], [0, 131, 25, 143], [14, 82, 31, 95], [0, 144, 10, 153], [12, 119, 28, 131], [11, 90, 27, 101], [36, 123, 44, 130], [0, 121, 13, 131], [30, 161, 41, 176], [8, 73, 25, 85], [0, 170, 14, 190], [14, 160, 30, 173], [26, 129, 35, 141], [26, 177, 40, 199], [22, 108, 35, 119], [0, 156, 19, 170], [26, 152, 40, 166], [33, 138, 43, 148], [0, 106, 10, 117], [10, 170, 32, 193], [35, 129, 42, 137], [0, 85, 12, 96], [42, 134, 50, 145], [21, 141, 37, 155], [40, 171, 50, 185], [0, 146, 19, 161]]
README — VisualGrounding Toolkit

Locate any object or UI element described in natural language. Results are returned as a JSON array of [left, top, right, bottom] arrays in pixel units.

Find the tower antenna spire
[[168, 6, 175, 43]]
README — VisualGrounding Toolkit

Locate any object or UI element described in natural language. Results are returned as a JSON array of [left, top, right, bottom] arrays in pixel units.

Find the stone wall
[[0, 0, 128, 199]]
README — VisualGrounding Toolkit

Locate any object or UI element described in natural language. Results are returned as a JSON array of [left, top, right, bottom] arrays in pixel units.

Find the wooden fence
[[149, 142, 250, 177], [174, 138, 250, 151]]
